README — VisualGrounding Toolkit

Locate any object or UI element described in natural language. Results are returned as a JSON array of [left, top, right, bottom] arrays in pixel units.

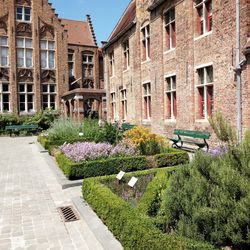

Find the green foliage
[[82, 169, 216, 250], [56, 149, 188, 180], [99, 122, 122, 145], [209, 111, 237, 146], [164, 146, 250, 248], [56, 153, 148, 180], [47, 117, 83, 141], [0, 109, 60, 134]]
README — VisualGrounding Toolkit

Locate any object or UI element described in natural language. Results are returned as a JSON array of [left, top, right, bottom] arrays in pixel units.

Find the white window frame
[[42, 83, 57, 110], [123, 40, 130, 70], [0, 82, 10, 113], [164, 8, 176, 51], [141, 24, 150, 61], [196, 64, 213, 120], [110, 92, 116, 120], [40, 40, 55, 69], [142, 82, 151, 120], [109, 51, 115, 77], [16, 6, 32, 22], [165, 75, 176, 120], [68, 51, 74, 77], [18, 82, 34, 113], [83, 54, 94, 78], [0, 36, 9, 67], [16, 37, 33, 68], [194, 0, 213, 36], [121, 89, 127, 121]]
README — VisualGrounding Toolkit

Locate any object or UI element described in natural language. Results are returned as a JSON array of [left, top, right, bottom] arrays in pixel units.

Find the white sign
[[128, 177, 138, 188], [116, 171, 125, 181], [79, 132, 84, 136]]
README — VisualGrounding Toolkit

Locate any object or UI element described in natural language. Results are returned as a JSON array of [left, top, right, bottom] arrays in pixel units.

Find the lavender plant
[[60, 141, 138, 162]]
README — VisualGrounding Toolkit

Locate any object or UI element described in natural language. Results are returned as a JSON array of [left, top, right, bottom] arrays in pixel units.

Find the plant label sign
[[116, 171, 125, 181], [128, 177, 138, 188], [79, 132, 84, 136]]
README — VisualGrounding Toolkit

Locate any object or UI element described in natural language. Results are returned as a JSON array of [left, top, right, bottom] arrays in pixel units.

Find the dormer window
[[16, 6, 31, 22]]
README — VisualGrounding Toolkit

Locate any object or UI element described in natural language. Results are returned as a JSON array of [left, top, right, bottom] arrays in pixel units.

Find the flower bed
[[82, 168, 216, 250], [56, 147, 189, 180]]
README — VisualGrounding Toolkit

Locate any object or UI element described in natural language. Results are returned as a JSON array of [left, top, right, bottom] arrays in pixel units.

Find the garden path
[[0, 136, 122, 250]]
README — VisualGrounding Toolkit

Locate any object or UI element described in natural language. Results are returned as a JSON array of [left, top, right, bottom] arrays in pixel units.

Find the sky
[[50, 0, 131, 46]]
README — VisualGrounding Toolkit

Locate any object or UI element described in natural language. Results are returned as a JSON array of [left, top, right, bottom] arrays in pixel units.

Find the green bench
[[169, 129, 210, 151], [121, 123, 136, 132], [5, 124, 39, 136]]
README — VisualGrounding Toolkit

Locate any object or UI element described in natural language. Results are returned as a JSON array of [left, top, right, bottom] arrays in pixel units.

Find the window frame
[[0, 36, 9, 67], [42, 83, 57, 110], [164, 8, 176, 51], [110, 92, 116, 121], [16, 5, 32, 22], [0, 82, 10, 113], [165, 75, 177, 120], [196, 64, 214, 120], [68, 51, 74, 78], [194, 0, 213, 37], [109, 51, 115, 77], [82, 53, 94, 78], [16, 37, 33, 68], [123, 40, 130, 71], [141, 24, 150, 62], [142, 82, 152, 120], [40, 40, 55, 70], [121, 89, 127, 121], [18, 82, 34, 113]]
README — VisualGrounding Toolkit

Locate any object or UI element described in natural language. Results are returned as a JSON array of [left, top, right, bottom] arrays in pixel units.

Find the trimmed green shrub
[[56, 153, 148, 180], [82, 169, 216, 250], [55, 149, 188, 180], [152, 150, 189, 168]]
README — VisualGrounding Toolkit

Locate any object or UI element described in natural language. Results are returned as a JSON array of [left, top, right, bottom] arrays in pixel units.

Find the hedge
[[82, 169, 217, 250], [56, 153, 149, 180], [55, 149, 189, 180]]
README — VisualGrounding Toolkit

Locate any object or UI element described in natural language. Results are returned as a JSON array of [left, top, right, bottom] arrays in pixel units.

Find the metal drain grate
[[57, 206, 80, 222]]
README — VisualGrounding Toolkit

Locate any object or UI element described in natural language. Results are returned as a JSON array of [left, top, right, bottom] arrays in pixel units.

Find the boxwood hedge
[[55, 149, 189, 180], [82, 168, 217, 250]]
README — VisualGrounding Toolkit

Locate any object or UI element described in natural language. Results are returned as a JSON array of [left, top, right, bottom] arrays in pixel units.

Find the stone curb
[[72, 196, 123, 250]]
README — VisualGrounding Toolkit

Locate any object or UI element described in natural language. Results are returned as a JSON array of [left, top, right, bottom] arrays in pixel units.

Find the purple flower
[[59, 141, 137, 163], [208, 146, 228, 158]]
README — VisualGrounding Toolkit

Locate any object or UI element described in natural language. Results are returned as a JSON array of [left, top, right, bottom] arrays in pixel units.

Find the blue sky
[[50, 0, 131, 45]]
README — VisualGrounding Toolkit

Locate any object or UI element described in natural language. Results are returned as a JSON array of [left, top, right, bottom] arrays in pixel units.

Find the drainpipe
[[236, 0, 242, 143]]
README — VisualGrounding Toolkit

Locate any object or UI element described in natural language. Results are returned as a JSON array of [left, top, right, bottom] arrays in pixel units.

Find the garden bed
[[82, 168, 216, 250], [55, 148, 189, 180]]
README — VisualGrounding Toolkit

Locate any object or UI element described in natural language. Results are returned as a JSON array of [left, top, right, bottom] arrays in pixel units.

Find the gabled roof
[[107, 0, 136, 43], [61, 18, 96, 47]]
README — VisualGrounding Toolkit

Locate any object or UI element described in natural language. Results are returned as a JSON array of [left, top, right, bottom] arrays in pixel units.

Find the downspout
[[236, 0, 242, 143]]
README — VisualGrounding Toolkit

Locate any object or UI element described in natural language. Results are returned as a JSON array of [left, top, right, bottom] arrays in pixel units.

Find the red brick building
[[0, 0, 105, 119], [103, 0, 250, 142]]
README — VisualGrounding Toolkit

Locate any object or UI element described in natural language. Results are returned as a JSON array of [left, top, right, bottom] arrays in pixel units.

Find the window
[[165, 76, 177, 119], [143, 82, 151, 120], [19, 83, 34, 113], [195, 0, 212, 36], [109, 51, 115, 77], [0, 82, 10, 112], [16, 38, 33, 68], [123, 40, 129, 70], [141, 24, 150, 61], [196, 65, 213, 119], [68, 51, 74, 78], [164, 8, 176, 50], [82, 54, 94, 78], [0, 37, 9, 67], [110, 92, 116, 120], [16, 6, 31, 22], [42, 84, 56, 110], [121, 89, 127, 121], [40, 40, 55, 69]]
